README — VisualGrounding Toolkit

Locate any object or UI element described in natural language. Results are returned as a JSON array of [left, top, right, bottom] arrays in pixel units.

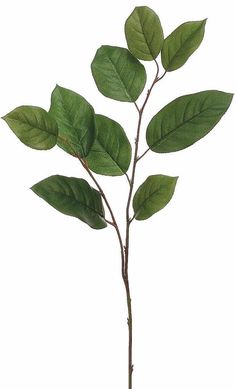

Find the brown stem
[[58, 62, 166, 388], [123, 60, 162, 389], [79, 158, 126, 277], [136, 69, 167, 163]]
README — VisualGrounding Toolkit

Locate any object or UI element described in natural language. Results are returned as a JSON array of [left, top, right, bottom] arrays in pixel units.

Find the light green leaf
[[2, 106, 58, 150], [31, 175, 107, 230], [146, 90, 233, 153], [161, 19, 207, 71], [133, 175, 178, 220], [86, 114, 131, 176], [91, 45, 146, 102], [125, 6, 164, 61], [49, 85, 95, 158]]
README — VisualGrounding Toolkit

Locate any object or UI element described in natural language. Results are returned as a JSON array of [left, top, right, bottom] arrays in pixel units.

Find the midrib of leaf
[[167, 22, 203, 69], [11, 117, 55, 136], [92, 140, 124, 173], [55, 89, 88, 156], [136, 11, 153, 58], [106, 53, 132, 101], [47, 189, 104, 218], [135, 184, 165, 215], [150, 105, 218, 148]]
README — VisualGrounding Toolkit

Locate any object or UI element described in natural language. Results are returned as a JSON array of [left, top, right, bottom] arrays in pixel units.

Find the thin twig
[[125, 173, 131, 185], [136, 147, 150, 162], [136, 70, 167, 163], [78, 157, 126, 277], [129, 214, 135, 224], [134, 101, 140, 113], [57, 136, 126, 278], [105, 218, 116, 226]]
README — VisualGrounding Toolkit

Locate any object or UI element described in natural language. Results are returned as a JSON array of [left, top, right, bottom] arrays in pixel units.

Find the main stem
[[124, 60, 161, 389], [77, 61, 165, 389]]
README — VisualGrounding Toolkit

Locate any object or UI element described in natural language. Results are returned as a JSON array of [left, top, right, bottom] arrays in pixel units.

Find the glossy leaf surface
[[2, 106, 58, 150], [133, 175, 178, 220], [125, 6, 164, 61], [146, 90, 233, 153], [31, 175, 107, 229], [161, 20, 206, 71], [86, 114, 131, 176], [50, 85, 95, 157], [91, 45, 146, 102]]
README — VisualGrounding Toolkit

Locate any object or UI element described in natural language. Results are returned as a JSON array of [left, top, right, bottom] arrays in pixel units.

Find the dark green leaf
[[161, 20, 206, 71], [31, 175, 107, 229], [2, 106, 58, 150], [125, 6, 164, 61], [86, 114, 131, 176], [49, 85, 95, 158], [91, 45, 146, 102], [146, 90, 233, 153], [133, 175, 178, 220]]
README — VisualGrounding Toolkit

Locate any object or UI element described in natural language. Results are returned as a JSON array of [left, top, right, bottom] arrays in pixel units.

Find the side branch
[[136, 147, 150, 162], [56, 135, 126, 278], [80, 158, 125, 273]]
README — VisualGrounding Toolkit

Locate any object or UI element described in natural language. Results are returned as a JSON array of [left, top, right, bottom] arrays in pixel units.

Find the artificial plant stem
[[57, 137, 125, 274], [80, 158, 125, 276], [136, 147, 150, 162], [123, 61, 161, 389]]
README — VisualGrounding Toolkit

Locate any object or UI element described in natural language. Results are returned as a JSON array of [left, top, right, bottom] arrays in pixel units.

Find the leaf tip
[[30, 184, 36, 193]]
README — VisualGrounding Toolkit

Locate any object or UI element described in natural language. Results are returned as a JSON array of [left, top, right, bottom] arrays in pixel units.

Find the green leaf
[[161, 19, 207, 71], [2, 106, 58, 150], [49, 85, 95, 158], [31, 175, 107, 230], [125, 6, 164, 61], [146, 90, 233, 153], [91, 45, 146, 102], [86, 114, 132, 176], [133, 175, 178, 220]]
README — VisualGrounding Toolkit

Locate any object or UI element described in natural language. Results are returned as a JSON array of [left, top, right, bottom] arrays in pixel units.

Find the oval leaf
[[161, 20, 206, 71], [133, 175, 178, 220], [86, 114, 132, 176], [91, 45, 146, 102], [146, 90, 233, 153], [31, 175, 107, 229], [49, 85, 95, 158], [125, 6, 164, 61], [2, 106, 58, 150]]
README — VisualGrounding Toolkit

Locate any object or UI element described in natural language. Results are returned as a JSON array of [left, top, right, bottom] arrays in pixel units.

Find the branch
[[125, 173, 131, 186], [136, 70, 167, 163], [56, 136, 126, 277], [124, 60, 161, 276], [136, 147, 150, 162]]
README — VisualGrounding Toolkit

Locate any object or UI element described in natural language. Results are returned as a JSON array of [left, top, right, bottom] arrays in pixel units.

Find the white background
[[0, 0, 235, 388]]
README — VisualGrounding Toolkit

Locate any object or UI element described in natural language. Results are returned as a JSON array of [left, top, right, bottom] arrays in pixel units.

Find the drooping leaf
[[2, 106, 58, 150], [31, 175, 107, 229], [125, 6, 164, 61], [49, 85, 95, 158], [86, 114, 132, 176], [133, 175, 178, 220], [146, 90, 233, 153], [161, 19, 207, 71], [91, 45, 146, 102]]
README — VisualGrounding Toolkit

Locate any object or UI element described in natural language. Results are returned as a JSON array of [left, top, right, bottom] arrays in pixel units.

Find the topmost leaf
[[161, 19, 207, 71], [125, 6, 164, 61]]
